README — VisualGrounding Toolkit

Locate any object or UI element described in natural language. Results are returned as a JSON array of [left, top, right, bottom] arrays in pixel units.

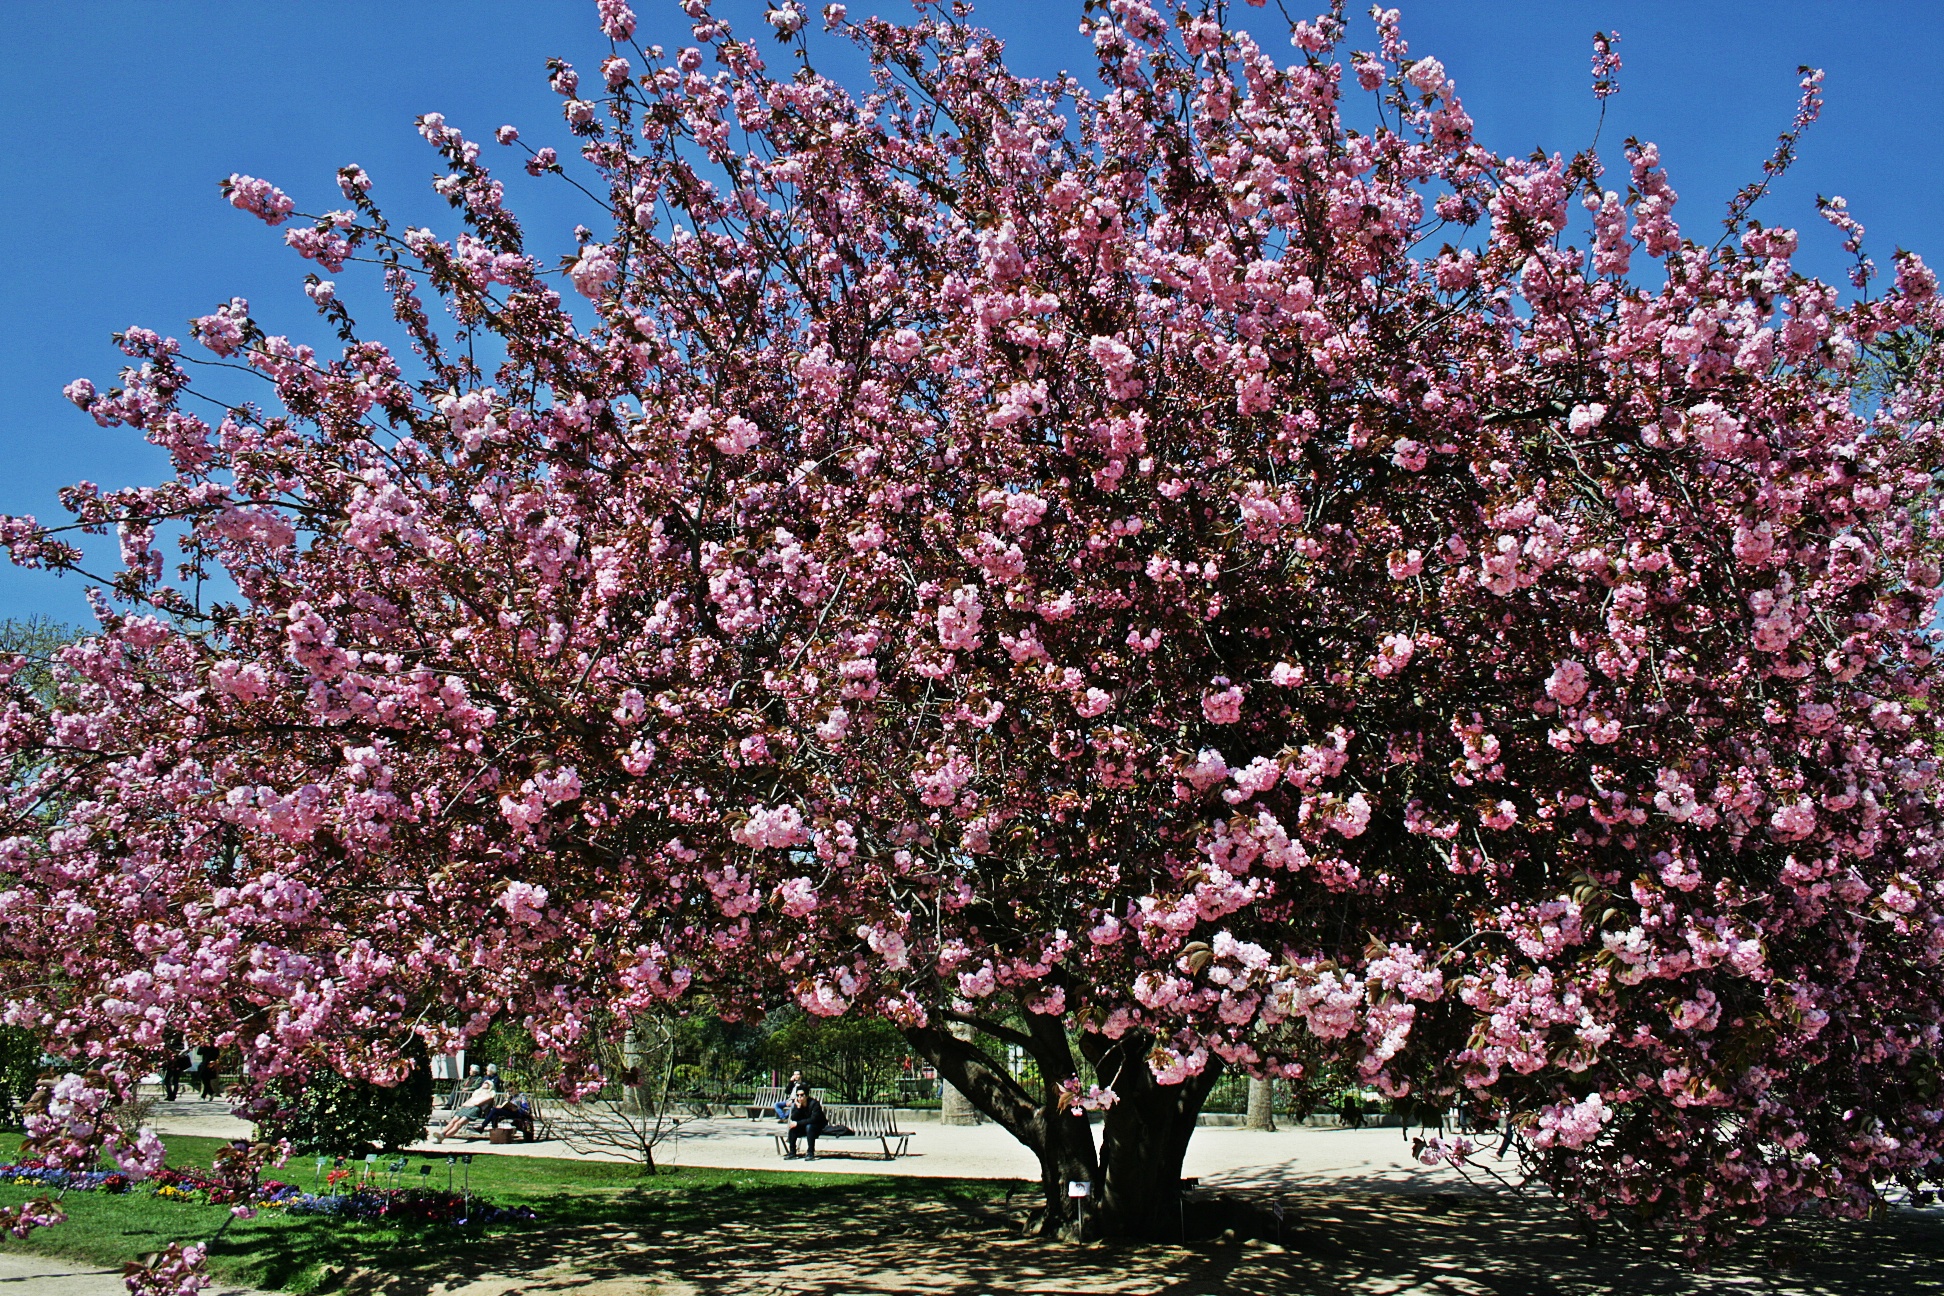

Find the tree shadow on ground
[[296, 1177, 1944, 1296]]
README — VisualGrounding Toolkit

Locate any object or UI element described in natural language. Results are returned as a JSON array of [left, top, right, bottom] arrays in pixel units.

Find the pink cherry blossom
[[1533, 1092, 1611, 1150], [1545, 660, 1590, 706], [733, 804, 810, 849], [224, 174, 293, 225], [1201, 681, 1243, 724], [569, 244, 618, 298]]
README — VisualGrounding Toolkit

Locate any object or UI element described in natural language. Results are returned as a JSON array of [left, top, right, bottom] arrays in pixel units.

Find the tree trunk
[[903, 1017, 1221, 1240], [1246, 1076, 1276, 1131], [623, 1027, 649, 1116], [1081, 1032, 1224, 1240]]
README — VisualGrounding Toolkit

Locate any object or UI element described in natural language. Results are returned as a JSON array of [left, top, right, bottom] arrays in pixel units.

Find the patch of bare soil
[[320, 1187, 1944, 1296]]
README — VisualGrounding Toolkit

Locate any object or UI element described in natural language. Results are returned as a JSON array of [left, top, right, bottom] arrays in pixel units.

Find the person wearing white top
[[435, 1080, 500, 1141]]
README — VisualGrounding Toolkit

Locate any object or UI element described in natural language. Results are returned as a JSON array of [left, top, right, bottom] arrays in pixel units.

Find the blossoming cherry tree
[[3, 0, 1943, 1252]]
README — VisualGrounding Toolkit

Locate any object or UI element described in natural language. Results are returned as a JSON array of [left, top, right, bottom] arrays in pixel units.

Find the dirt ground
[[19, 1107, 1944, 1294], [309, 1186, 1944, 1296]]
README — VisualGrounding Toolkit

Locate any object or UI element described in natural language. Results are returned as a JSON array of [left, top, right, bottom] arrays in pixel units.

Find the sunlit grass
[[0, 1131, 1016, 1293]]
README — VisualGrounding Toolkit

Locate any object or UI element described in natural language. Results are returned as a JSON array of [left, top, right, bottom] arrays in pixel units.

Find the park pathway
[[140, 1095, 1498, 1194], [0, 1251, 267, 1296]]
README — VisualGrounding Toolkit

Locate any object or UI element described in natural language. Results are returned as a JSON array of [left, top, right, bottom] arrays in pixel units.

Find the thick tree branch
[[901, 1022, 1041, 1145]]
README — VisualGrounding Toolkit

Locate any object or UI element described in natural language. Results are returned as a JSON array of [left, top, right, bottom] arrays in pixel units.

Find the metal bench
[[771, 1103, 912, 1160], [746, 1086, 827, 1120]]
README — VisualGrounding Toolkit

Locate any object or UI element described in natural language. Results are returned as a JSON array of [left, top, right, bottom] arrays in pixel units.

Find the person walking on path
[[784, 1089, 826, 1161], [185, 1043, 221, 1100], [161, 1039, 187, 1102], [197, 1043, 223, 1099]]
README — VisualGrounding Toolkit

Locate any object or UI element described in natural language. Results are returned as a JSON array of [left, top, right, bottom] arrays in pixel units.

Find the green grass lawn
[[0, 1132, 1018, 1293]]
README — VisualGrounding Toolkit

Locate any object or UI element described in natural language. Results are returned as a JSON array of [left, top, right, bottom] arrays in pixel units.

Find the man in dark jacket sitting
[[784, 1089, 827, 1160]]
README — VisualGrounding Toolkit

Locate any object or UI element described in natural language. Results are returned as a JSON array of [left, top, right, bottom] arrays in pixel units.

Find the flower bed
[[150, 1165, 253, 1204], [0, 1160, 534, 1227], [0, 1163, 130, 1194], [280, 1187, 536, 1225]]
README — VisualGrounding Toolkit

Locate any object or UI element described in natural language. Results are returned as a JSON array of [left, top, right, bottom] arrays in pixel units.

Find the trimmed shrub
[[260, 1041, 433, 1156]]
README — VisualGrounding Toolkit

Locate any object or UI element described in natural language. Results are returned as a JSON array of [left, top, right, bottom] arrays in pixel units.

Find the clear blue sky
[[1, 1, 1937, 624]]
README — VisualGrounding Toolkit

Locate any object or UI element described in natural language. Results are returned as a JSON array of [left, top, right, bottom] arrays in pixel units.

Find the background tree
[[760, 1006, 912, 1104], [0, 618, 77, 1131], [1, 0, 1942, 1255], [540, 1011, 688, 1172], [0, 618, 78, 707], [256, 1039, 434, 1157], [0, 1025, 41, 1130], [669, 1013, 767, 1104]]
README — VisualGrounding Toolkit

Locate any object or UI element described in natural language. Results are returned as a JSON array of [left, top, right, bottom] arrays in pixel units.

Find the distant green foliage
[[0, 1026, 43, 1129], [1859, 324, 1940, 405], [759, 1007, 912, 1103], [0, 616, 80, 706], [669, 1014, 765, 1097], [471, 1006, 911, 1104], [258, 1041, 432, 1156], [0, 620, 69, 1129]]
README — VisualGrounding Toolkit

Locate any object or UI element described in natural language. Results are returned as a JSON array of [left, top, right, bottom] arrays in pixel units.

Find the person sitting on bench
[[784, 1089, 826, 1161], [447, 1063, 482, 1111], [435, 1076, 500, 1142], [773, 1071, 807, 1122], [482, 1089, 535, 1140]]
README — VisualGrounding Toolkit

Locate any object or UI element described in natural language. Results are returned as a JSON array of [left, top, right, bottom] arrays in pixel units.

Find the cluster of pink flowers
[[0, 0, 1940, 1249], [1589, 30, 1621, 99], [1532, 1092, 1613, 1151], [24, 1073, 164, 1181], [222, 174, 292, 225], [3, 1195, 65, 1241], [123, 1242, 208, 1296]]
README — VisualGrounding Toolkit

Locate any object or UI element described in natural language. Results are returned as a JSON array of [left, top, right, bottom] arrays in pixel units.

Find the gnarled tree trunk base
[[903, 1019, 1222, 1241]]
